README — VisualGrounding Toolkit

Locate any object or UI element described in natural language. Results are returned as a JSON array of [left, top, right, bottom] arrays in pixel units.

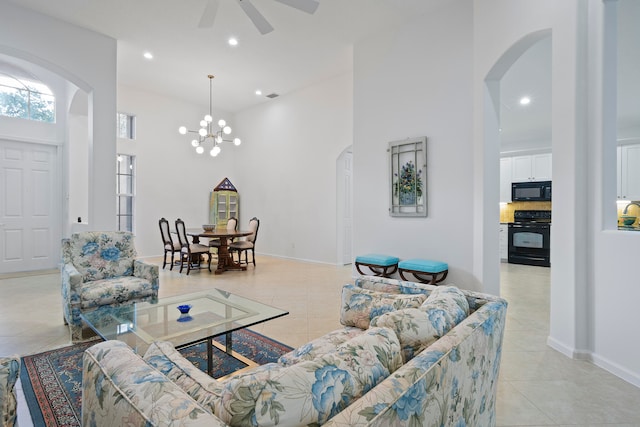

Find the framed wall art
[[389, 136, 427, 217]]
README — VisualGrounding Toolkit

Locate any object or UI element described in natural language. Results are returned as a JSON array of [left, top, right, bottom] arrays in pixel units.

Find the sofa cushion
[[214, 327, 402, 427], [340, 284, 427, 329], [0, 355, 20, 427], [278, 326, 365, 366], [68, 231, 136, 281], [354, 254, 400, 266], [79, 276, 155, 309], [355, 276, 433, 295], [421, 285, 470, 328], [144, 341, 224, 409]]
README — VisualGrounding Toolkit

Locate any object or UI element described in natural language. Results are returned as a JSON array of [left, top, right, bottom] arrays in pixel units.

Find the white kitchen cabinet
[[511, 153, 552, 182], [619, 144, 640, 200], [500, 157, 512, 203], [499, 224, 508, 261]]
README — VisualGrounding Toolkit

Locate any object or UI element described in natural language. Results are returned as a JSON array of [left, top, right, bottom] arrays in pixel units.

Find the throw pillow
[[370, 308, 442, 362], [421, 286, 470, 330], [371, 286, 471, 362], [215, 327, 401, 427], [340, 284, 427, 329], [278, 326, 365, 366], [144, 341, 223, 409]]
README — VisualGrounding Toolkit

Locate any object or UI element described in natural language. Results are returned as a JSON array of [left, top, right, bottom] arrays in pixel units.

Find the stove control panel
[[513, 210, 552, 222]]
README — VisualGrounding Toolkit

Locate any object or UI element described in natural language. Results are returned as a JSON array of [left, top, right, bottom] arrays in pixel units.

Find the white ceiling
[[6, 0, 443, 113], [499, 36, 551, 149], [6, 0, 638, 147]]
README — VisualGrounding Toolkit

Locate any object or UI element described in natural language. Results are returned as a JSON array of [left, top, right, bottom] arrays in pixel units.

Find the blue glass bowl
[[177, 304, 192, 314]]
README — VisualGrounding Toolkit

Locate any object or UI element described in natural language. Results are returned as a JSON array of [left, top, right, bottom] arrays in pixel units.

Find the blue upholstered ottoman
[[398, 258, 449, 285], [355, 254, 399, 277]]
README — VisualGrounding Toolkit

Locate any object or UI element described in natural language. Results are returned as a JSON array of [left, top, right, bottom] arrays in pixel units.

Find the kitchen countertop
[[618, 225, 640, 231]]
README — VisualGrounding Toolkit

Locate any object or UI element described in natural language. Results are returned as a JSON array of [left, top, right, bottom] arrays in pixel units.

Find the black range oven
[[508, 210, 551, 267]]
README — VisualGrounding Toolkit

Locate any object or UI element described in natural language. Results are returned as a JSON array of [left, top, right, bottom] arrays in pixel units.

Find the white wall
[[473, 0, 640, 387], [353, 0, 477, 289], [587, 0, 640, 387], [117, 85, 237, 257], [231, 73, 353, 264], [0, 0, 117, 232]]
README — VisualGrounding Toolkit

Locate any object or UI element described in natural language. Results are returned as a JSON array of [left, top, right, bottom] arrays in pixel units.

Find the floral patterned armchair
[[61, 231, 159, 342]]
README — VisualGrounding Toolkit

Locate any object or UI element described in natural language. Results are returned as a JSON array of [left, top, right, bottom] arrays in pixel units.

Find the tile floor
[[1, 256, 639, 426]]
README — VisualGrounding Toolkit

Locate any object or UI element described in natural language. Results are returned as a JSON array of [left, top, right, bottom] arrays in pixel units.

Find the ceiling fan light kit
[[178, 75, 241, 157], [199, 0, 320, 34]]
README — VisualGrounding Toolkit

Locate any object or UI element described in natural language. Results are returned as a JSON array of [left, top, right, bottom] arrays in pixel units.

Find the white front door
[[0, 140, 60, 273]]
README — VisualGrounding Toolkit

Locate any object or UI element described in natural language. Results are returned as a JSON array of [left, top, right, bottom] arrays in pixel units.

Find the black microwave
[[512, 181, 552, 201]]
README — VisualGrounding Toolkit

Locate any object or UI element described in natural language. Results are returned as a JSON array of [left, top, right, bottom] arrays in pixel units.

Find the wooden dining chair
[[229, 217, 260, 266], [209, 217, 238, 252], [175, 218, 211, 275], [159, 217, 180, 270]]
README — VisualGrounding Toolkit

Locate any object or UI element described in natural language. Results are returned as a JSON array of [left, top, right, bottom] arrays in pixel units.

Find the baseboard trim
[[256, 252, 343, 266], [547, 336, 640, 388], [591, 353, 640, 388], [546, 336, 576, 358]]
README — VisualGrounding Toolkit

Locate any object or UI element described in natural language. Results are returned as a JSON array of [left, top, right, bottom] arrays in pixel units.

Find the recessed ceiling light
[[143, 51, 153, 60], [255, 90, 262, 96], [228, 37, 238, 46], [519, 96, 531, 105]]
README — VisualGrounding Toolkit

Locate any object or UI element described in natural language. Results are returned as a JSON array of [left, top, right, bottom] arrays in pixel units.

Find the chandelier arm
[[208, 74, 214, 118]]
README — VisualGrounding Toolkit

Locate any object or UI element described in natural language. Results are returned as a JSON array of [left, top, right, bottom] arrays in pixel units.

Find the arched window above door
[[0, 62, 55, 123]]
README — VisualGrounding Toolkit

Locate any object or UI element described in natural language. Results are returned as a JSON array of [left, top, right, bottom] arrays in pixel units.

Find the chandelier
[[178, 74, 241, 157]]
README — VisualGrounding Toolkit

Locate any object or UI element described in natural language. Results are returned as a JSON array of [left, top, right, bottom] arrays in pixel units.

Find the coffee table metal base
[[194, 333, 258, 378]]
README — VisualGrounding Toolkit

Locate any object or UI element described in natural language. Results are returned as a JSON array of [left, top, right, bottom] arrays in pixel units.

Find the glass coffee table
[[80, 289, 288, 376]]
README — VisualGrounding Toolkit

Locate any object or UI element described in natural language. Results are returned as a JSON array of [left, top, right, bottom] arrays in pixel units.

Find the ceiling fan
[[198, 0, 320, 35]]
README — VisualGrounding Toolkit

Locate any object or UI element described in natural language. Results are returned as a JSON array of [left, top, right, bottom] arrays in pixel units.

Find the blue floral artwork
[[394, 160, 423, 206], [389, 136, 427, 217]]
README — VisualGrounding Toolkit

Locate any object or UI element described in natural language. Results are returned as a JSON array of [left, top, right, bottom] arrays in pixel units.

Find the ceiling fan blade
[[237, 0, 274, 34], [272, 0, 319, 14], [198, 0, 219, 28]]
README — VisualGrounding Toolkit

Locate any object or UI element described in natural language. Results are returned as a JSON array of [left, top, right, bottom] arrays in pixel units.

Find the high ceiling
[[6, 0, 637, 148], [499, 36, 551, 149], [6, 0, 442, 113]]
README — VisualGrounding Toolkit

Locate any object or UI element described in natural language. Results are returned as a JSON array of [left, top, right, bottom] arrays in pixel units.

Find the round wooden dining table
[[187, 228, 252, 274]]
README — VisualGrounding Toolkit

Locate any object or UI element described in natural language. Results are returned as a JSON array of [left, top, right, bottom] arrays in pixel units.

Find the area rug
[[20, 329, 293, 427]]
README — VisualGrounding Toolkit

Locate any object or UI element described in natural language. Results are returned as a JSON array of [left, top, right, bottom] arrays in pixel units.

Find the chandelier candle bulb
[[178, 74, 242, 157]]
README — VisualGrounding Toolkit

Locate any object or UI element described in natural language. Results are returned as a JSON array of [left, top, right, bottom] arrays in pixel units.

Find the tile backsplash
[[499, 201, 640, 228], [500, 201, 552, 223]]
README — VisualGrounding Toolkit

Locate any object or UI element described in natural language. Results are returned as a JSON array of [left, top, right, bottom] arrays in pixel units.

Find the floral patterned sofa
[[0, 355, 20, 427], [61, 231, 159, 342], [81, 276, 507, 426]]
